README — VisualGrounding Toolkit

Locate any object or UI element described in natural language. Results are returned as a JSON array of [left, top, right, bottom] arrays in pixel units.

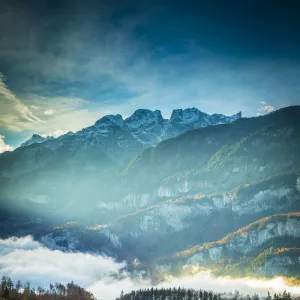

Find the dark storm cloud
[[0, 0, 300, 146]]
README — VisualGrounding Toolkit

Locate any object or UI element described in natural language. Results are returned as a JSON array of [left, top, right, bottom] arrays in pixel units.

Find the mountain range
[[0, 105, 299, 284], [19, 108, 241, 163]]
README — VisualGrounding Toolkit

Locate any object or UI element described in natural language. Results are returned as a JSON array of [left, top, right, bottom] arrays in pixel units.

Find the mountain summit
[[20, 108, 242, 159], [21, 134, 54, 147]]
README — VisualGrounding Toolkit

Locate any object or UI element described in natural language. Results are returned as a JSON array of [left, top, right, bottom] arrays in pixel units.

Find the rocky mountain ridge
[[21, 134, 55, 147], [0, 106, 299, 282], [19, 108, 241, 163]]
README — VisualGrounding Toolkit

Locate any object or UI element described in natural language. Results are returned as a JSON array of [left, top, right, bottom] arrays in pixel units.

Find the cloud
[[0, 236, 128, 299], [257, 103, 275, 115], [44, 109, 56, 115], [1, 236, 300, 300], [0, 73, 43, 132], [159, 270, 300, 297], [30, 105, 40, 110], [26, 96, 107, 137], [0, 135, 14, 153], [0, 74, 96, 140], [51, 129, 67, 137], [0, 92, 107, 145]]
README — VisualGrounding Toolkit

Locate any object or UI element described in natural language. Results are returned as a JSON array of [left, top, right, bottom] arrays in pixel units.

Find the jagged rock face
[[157, 180, 213, 198], [40, 230, 82, 252], [259, 255, 300, 276], [185, 217, 300, 265], [21, 134, 54, 147], [119, 201, 213, 235], [19, 107, 241, 164], [125, 110, 164, 129], [39, 226, 122, 253], [96, 193, 151, 210], [77, 114, 142, 163], [169, 108, 241, 128], [170, 108, 209, 127], [125, 109, 166, 146], [231, 187, 296, 215], [111, 179, 299, 238], [95, 114, 125, 127], [138, 203, 200, 232], [165, 108, 241, 139]]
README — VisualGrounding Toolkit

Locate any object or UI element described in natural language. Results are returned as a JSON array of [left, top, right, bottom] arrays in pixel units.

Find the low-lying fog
[[1, 236, 299, 300]]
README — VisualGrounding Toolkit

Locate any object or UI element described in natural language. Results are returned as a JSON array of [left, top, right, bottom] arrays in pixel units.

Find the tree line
[[0, 276, 95, 300], [1, 276, 298, 300], [116, 288, 297, 300]]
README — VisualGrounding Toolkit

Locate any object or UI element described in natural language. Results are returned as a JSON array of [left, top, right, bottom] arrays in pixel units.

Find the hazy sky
[[0, 0, 300, 147]]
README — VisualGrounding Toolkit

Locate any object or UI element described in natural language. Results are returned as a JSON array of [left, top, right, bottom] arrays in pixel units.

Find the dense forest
[[1, 276, 299, 300]]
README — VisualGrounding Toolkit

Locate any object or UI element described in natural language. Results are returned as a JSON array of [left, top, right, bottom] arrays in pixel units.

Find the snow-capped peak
[[66, 131, 75, 136], [95, 114, 124, 127], [21, 134, 54, 147], [20, 107, 242, 155], [170, 107, 208, 125], [125, 109, 164, 129], [209, 111, 242, 124], [230, 111, 242, 121]]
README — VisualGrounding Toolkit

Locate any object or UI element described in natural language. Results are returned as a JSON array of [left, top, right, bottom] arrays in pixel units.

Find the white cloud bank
[[0, 135, 14, 153], [0, 236, 126, 286], [0, 236, 299, 300]]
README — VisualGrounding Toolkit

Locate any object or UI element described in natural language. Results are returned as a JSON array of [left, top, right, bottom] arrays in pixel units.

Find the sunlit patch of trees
[[0, 276, 95, 300]]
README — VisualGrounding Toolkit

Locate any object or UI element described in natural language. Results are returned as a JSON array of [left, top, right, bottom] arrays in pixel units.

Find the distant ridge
[[20, 107, 241, 151]]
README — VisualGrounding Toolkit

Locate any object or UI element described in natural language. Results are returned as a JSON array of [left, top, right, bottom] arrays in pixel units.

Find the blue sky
[[0, 0, 300, 149]]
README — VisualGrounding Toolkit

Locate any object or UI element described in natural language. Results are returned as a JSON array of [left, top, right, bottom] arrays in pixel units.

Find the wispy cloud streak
[[0, 73, 42, 132]]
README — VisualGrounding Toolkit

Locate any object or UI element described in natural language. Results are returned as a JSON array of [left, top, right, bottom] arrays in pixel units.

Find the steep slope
[[157, 213, 300, 279], [123, 106, 300, 196], [21, 172, 299, 264], [0, 108, 241, 222], [99, 172, 300, 260]]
